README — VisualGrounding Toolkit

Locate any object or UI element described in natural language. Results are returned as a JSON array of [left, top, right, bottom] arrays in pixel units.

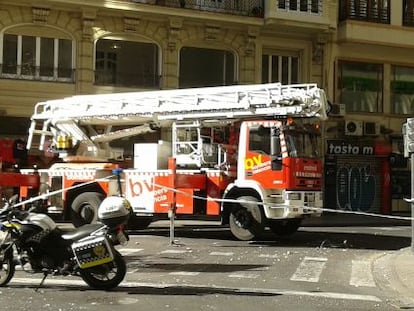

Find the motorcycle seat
[[61, 223, 105, 242]]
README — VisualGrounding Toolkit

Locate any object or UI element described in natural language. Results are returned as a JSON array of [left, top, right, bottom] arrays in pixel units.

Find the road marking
[[259, 254, 279, 259], [160, 250, 188, 254], [290, 257, 327, 283], [118, 248, 144, 256], [169, 271, 200, 276], [10, 278, 382, 302], [350, 260, 376, 287], [228, 273, 260, 279], [209, 251, 234, 256]]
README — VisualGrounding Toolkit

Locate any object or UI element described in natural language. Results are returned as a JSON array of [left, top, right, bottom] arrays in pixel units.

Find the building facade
[[0, 0, 411, 213]]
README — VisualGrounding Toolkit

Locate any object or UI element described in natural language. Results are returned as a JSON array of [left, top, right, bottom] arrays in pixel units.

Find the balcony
[[338, 0, 414, 48], [264, 0, 332, 34], [130, 0, 264, 17], [339, 0, 390, 24]]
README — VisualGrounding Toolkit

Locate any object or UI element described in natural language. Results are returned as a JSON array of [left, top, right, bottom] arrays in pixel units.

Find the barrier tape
[[151, 182, 414, 222], [4, 175, 413, 222], [10, 175, 116, 209]]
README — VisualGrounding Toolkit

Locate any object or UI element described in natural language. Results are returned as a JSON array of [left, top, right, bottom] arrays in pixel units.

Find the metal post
[[411, 153, 414, 252], [168, 157, 177, 245]]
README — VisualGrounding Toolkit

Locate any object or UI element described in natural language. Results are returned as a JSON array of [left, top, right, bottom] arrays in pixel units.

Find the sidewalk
[[373, 247, 414, 309], [302, 212, 412, 227]]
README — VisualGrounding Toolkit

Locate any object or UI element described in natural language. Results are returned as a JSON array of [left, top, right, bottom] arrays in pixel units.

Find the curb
[[373, 248, 414, 309]]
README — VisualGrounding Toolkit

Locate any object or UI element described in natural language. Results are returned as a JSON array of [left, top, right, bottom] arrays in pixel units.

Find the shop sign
[[327, 140, 374, 155]]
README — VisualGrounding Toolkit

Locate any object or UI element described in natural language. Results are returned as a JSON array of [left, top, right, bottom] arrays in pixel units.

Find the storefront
[[324, 139, 392, 214]]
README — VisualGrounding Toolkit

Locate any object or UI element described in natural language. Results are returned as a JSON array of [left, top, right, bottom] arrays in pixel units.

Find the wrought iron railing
[[130, 0, 264, 17], [94, 70, 160, 88], [0, 64, 75, 82], [339, 0, 390, 24], [277, 0, 322, 14]]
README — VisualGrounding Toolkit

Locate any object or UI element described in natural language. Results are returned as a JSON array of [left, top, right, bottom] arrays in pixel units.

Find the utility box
[[133, 141, 171, 170]]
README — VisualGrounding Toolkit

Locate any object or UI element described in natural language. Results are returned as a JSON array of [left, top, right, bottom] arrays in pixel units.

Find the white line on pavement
[[10, 278, 382, 302], [290, 257, 327, 283], [209, 251, 234, 256], [350, 260, 376, 287]]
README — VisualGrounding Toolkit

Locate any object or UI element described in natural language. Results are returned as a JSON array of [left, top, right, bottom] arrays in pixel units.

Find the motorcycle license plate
[[72, 236, 114, 269]]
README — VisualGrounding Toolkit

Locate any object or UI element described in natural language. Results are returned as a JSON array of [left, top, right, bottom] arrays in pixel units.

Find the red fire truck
[[24, 83, 328, 240]]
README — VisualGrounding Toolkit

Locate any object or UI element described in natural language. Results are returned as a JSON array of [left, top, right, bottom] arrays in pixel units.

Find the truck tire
[[268, 219, 301, 236], [71, 192, 104, 227], [229, 196, 264, 241]]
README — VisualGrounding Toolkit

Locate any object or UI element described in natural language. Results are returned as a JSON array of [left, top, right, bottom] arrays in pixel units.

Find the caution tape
[[4, 175, 413, 222], [10, 175, 116, 209], [151, 182, 414, 222]]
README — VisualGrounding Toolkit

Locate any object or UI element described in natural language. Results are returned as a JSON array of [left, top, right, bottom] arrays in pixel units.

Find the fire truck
[[24, 82, 328, 240]]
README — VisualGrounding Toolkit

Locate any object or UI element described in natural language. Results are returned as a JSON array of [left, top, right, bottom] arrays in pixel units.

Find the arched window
[[1, 31, 74, 82], [95, 38, 160, 88]]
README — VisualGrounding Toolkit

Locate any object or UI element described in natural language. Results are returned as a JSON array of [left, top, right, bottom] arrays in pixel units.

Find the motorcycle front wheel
[[79, 250, 126, 290], [0, 248, 15, 286]]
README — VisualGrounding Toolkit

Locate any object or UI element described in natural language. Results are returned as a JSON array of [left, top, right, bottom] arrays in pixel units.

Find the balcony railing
[[339, 0, 390, 24], [94, 70, 160, 88], [0, 64, 75, 82], [130, 0, 264, 17], [277, 0, 322, 14]]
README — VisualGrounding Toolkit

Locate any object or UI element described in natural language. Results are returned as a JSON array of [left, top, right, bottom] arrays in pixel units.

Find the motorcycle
[[0, 194, 132, 290]]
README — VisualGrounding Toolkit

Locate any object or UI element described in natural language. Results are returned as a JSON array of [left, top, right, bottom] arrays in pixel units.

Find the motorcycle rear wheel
[[0, 250, 15, 286], [79, 250, 126, 290]]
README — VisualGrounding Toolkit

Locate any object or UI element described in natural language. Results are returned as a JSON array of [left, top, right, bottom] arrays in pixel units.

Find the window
[[21, 36, 36, 76], [179, 47, 235, 88], [403, 0, 414, 26], [391, 66, 414, 115], [1, 33, 73, 81], [278, 0, 321, 14], [40, 37, 54, 77], [95, 39, 159, 88], [249, 126, 271, 155], [262, 53, 300, 84], [58, 39, 73, 79], [340, 0, 390, 23], [337, 61, 383, 113], [2, 34, 17, 74]]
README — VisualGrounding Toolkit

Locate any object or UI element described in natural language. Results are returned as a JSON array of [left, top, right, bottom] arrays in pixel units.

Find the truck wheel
[[268, 219, 301, 236], [229, 196, 264, 241], [71, 192, 104, 227]]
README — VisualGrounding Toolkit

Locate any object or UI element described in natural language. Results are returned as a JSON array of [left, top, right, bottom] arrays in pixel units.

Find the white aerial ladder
[[27, 83, 328, 166]]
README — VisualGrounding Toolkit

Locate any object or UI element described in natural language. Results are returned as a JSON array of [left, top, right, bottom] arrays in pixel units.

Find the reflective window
[[179, 47, 235, 88], [95, 39, 159, 88], [40, 37, 54, 77], [337, 60, 383, 113], [391, 65, 414, 115], [1, 33, 73, 81], [262, 54, 299, 84], [2, 34, 17, 74]]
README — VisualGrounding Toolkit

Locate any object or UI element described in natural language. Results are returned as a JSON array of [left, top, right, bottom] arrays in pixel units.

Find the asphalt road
[[2, 221, 412, 311]]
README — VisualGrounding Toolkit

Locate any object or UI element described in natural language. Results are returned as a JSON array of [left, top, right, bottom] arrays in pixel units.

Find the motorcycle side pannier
[[98, 196, 131, 227]]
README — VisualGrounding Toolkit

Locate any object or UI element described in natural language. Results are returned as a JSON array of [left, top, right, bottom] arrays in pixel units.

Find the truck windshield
[[284, 129, 320, 158]]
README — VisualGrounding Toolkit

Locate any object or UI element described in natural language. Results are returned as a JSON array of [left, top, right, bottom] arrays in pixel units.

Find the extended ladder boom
[[31, 83, 328, 124], [27, 83, 328, 161]]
